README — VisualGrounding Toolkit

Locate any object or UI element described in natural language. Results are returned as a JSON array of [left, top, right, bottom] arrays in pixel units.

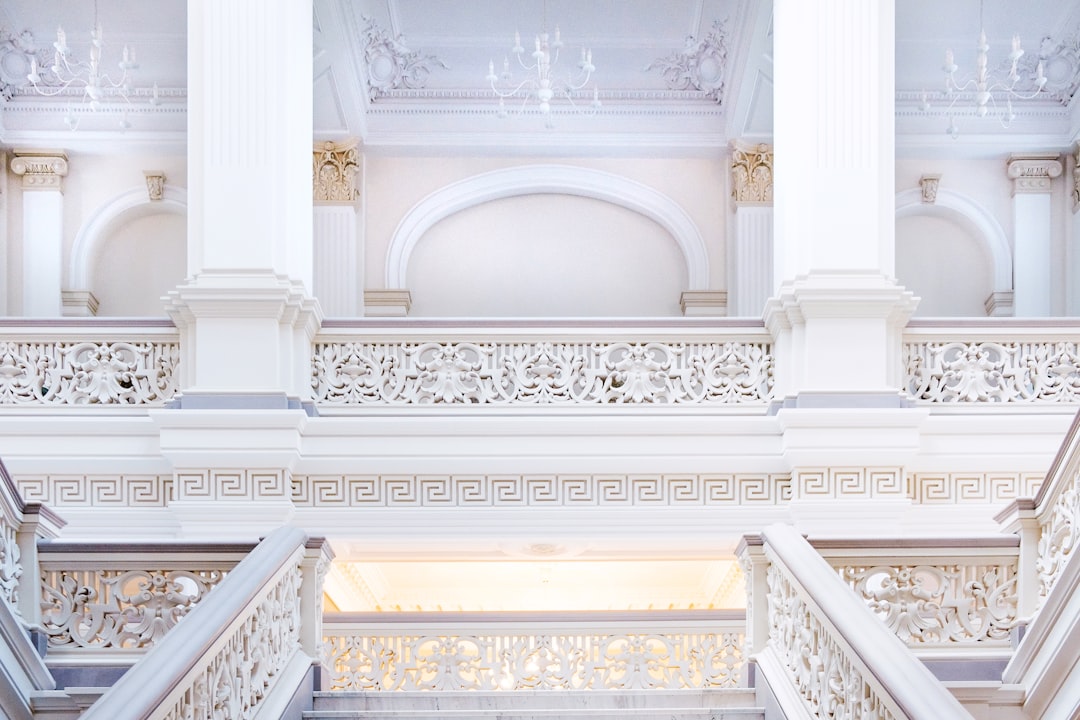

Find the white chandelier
[[24, 0, 159, 129], [925, 1, 1047, 138], [485, 6, 599, 128]]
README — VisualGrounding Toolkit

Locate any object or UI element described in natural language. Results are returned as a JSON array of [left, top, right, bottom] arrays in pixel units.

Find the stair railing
[[740, 524, 972, 719], [80, 527, 332, 720]]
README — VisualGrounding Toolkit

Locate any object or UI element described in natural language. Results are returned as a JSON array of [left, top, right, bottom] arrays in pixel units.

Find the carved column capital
[[731, 142, 773, 206], [10, 150, 68, 191], [313, 140, 360, 204], [1007, 153, 1062, 195]]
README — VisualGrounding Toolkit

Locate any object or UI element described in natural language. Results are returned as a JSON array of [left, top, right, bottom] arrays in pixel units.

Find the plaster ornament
[[645, 19, 729, 102], [143, 171, 165, 201], [1073, 145, 1080, 212], [731, 143, 773, 205], [1037, 467, 1079, 600], [0, 29, 54, 100], [1016, 27, 1080, 99], [313, 141, 360, 203], [1007, 154, 1063, 195], [10, 151, 68, 191], [919, 174, 941, 204], [0, 520, 20, 610], [360, 16, 448, 101]]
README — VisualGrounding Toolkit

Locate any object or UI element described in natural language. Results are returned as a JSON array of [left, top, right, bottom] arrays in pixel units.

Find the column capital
[[730, 142, 773, 206], [10, 149, 68, 191], [1007, 153, 1062, 195], [313, 139, 360, 204]]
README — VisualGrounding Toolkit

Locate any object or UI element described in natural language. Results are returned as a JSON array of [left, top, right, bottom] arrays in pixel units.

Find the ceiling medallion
[[645, 18, 730, 103]]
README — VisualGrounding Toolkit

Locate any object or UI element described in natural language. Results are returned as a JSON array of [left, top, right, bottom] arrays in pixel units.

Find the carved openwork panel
[[905, 341, 1080, 403], [766, 565, 897, 720], [1037, 465, 1080, 600], [40, 568, 226, 649], [162, 562, 302, 720], [0, 340, 179, 405], [835, 562, 1018, 646], [323, 629, 744, 692], [0, 518, 20, 610], [313, 340, 773, 406]]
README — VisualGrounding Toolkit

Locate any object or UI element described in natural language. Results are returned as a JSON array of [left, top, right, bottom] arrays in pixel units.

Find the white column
[[1008, 154, 1063, 317], [10, 151, 68, 317], [167, 0, 318, 403], [729, 143, 774, 317], [313, 141, 361, 316]]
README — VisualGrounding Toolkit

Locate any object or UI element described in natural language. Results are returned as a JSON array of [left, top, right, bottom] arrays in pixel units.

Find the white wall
[[896, 214, 991, 316], [91, 213, 187, 316]]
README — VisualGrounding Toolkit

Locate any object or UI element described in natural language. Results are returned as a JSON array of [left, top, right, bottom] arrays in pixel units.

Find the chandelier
[[24, 0, 158, 129], [485, 5, 599, 128], [925, 0, 1047, 138]]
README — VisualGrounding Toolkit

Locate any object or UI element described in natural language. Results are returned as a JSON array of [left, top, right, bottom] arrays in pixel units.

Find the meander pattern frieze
[[1037, 463, 1080, 599], [323, 629, 744, 691], [40, 568, 226, 649], [292, 474, 792, 507], [18, 475, 173, 507], [905, 341, 1080, 403], [767, 565, 896, 720], [907, 473, 1043, 504], [163, 561, 302, 720], [313, 341, 773, 406], [835, 562, 1018, 646], [0, 340, 179, 405]]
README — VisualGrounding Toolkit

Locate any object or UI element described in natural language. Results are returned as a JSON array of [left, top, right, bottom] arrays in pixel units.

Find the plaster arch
[[895, 187, 1011, 294], [385, 165, 710, 290], [68, 185, 188, 290]]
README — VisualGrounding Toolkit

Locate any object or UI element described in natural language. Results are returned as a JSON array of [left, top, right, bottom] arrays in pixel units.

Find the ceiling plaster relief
[[645, 19, 730, 103], [0, 29, 51, 100], [359, 15, 448, 102], [1015, 24, 1080, 101]]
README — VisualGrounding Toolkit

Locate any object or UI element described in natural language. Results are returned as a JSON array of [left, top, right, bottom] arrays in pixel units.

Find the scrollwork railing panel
[[323, 627, 744, 691], [834, 562, 1018, 646], [0, 339, 179, 405], [905, 340, 1080, 403], [313, 340, 773, 406], [1037, 466, 1080, 600], [0, 518, 20, 610]]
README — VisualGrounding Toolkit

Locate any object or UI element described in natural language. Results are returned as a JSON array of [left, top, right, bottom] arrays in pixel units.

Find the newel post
[[301, 537, 334, 660], [736, 534, 769, 655]]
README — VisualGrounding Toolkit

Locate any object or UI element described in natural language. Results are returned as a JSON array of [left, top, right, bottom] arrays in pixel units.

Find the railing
[[322, 610, 746, 691], [904, 320, 1080, 404], [740, 525, 972, 719], [80, 528, 332, 720], [37, 541, 253, 663], [313, 319, 774, 407], [0, 320, 179, 406]]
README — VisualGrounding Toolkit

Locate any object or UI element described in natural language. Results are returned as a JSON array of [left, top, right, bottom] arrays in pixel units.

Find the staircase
[[307, 689, 764, 720]]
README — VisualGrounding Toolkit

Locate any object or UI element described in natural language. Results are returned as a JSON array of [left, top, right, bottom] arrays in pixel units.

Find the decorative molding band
[[1007, 153, 1063, 195], [323, 625, 745, 691], [292, 474, 793, 507], [908, 473, 1043, 504], [645, 19, 730, 103], [18, 475, 173, 507], [905, 340, 1080, 403], [363, 289, 412, 317], [313, 141, 360, 204], [0, 340, 179, 406], [359, 15, 447, 101], [10, 149, 68, 191], [679, 290, 727, 317], [730, 142, 773, 205], [176, 469, 290, 502], [794, 468, 904, 499], [919, 174, 941, 204], [312, 340, 773, 405]]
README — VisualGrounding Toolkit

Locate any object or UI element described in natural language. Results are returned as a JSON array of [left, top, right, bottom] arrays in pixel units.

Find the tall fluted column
[[10, 151, 68, 317], [1008, 154, 1062, 317], [313, 141, 362, 317], [729, 142, 773, 317]]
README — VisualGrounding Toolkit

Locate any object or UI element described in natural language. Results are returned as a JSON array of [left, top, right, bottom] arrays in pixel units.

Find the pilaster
[[11, 150, 67, 317], [730, 142, 774, 317], [1008, 154, 1062, 317], [1069, 145, 1080, 314], [313, 141, 361, 317]]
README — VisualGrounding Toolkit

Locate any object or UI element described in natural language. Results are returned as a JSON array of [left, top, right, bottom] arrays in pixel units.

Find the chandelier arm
[[488, 78, 537, 100]]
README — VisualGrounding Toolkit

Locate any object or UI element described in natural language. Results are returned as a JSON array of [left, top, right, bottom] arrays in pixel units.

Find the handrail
[[80, 526, 308, 720], [758, 524, 972, 719]]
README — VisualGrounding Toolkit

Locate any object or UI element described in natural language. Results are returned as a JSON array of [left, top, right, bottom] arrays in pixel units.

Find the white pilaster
[[730, 143, 773, 317], [313, 141, 361, 317], [10, 151, 67, 317], [169, 0, 319, 403], [1008, 154, 1063, 317], [1072, 145, 1080, 315]]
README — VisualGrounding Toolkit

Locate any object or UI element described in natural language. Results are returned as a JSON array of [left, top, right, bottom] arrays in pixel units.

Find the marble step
[[308, 689, 763, 720]]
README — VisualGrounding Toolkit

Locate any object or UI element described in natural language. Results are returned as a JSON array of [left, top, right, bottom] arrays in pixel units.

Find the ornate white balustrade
[[904, 320, 1080, 403], [37, 541, 252, 660], [313, 320, 774, 407], [322, 611, 746, 692], [813, 538, 1021, 650], [0, 321, 179, 406]]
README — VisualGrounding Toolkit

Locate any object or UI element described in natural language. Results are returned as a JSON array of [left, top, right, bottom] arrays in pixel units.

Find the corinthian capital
[[11, 150, 68, 191], [731, 142, 773, 206], [313, 140, 360, 204]]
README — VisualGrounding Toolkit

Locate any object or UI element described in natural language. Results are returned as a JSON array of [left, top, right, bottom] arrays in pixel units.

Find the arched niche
[[385, 165, 710, 298], [68, 186, 187, 316], [895, 188, 1012, 316]]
